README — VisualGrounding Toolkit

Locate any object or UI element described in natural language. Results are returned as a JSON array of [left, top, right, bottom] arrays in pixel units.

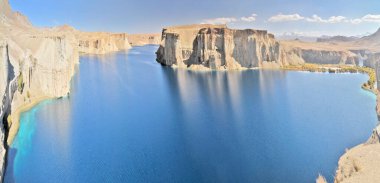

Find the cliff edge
[[156, 25, 361, 70], [0, 0, 132, 181], [156, 24, 283, 70]]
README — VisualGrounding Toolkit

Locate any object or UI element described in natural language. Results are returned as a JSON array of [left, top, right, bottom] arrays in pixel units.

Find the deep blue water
[[4, 45, 377, 183]]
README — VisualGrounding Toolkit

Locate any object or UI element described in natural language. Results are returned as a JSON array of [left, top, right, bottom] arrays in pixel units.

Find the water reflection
[[6, 46, 377, 183]]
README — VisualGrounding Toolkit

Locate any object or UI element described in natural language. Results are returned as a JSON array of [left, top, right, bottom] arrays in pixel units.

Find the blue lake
[[4, 45, 378, 183]]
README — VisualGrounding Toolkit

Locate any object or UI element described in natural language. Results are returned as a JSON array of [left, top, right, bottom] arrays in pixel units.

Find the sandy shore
[[7, 96, 52, 146]]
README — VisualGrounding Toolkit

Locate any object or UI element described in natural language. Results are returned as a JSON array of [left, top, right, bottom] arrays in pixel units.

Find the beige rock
[[334, 144, 380, 183], [128, 33, 161, 46], [316, 174, 327, 183], [156, 24, 282, 70], [0, 1, 132, 181], [156, 24, 364, 70]]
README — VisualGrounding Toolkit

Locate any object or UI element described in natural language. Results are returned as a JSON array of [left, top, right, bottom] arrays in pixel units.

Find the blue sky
[[9, 0, 380, 36]]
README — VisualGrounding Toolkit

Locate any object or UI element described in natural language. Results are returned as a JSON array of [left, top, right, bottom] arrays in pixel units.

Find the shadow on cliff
[[4, 148, 17, 183]]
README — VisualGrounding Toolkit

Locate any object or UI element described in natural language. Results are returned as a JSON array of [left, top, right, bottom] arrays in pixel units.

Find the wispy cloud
[[201, 17, 238, 24], [241, 14, 257, 22], [269, 13, 380, 24], [201, 13, 257, 25], [350, 14, 380, 24], [306, 15, 347, 23], [268, 14, 305, 22]]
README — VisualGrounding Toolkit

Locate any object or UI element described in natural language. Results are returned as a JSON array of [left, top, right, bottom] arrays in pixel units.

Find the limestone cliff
[[0, 41, 16, 182], [53, 25, 131, 55], [156, 25, 361, 70], [77, 33, 131, 54], [0, 0, 132, 181], [128, 34, 161, 46], [156, 25, 283, 70], [281, 41, 359, 66]]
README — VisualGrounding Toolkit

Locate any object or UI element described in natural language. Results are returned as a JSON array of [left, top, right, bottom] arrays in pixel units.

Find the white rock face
[[77, 33, 131, 54], [156, 25, 360, 70], [156, 25, 283, 70], [128, 34, 161, 46], [280, 41, 360, 66], [0, 0, 132, 181], [0, 41, 13, 182]]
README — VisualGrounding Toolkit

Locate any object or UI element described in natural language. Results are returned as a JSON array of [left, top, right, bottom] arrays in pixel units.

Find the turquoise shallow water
[[4, 45, 378, 183]]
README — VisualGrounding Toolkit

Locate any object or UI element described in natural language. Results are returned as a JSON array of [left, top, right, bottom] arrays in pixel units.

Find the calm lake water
[[4, 45, 377, 183]]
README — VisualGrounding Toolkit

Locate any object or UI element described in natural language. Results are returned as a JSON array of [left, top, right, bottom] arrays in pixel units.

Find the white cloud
[[306, 15, 347, 23], [201, 13, 258, 25], [201, 17, 237, 25], [350, 18, 362, 24], [328, 16, 347, 23], [268, 14, 305, 22], [361, 14, 380, 23], [268, 13, 380, 24], [241, 14, 257, 22]]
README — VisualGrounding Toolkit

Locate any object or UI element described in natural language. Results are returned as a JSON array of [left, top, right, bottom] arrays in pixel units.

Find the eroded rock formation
[[156, 25, 284, 70], [156, 25, 362, 70], [128, 33, 161, 46], [0, 0, 132, 181]]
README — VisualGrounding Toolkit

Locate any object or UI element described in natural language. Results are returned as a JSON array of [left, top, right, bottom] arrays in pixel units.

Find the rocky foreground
[[156, 24, 380, 182]]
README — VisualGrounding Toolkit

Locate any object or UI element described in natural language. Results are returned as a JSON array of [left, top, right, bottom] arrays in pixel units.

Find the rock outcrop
[[156, 25, 362, 70], [77, 33, 131, 54], [281, 41, 359, 65], [128, 33, 161, 46], [0, 41, 16, 182], [53, 25, 131, 55], [156, 25, 284, 70]]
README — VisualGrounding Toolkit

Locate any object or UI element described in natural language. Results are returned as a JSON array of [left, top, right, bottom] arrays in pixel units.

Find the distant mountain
[[360, 27, 380, 41], [316, 36, 359, 43], [276, 32, 319, 42], [354, 28, 380, 51]]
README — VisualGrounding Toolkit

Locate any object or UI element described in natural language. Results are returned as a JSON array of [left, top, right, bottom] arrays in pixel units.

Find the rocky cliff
[[0, 0, 132, 181], [156, 25, 361, 70], [53, 25, 131, 55], [77, 33, 131, 54], [156, 25, 284, 70], [128, 34, 161, 46], [281, 41, 359, 66], [0, 41, 16, 182]]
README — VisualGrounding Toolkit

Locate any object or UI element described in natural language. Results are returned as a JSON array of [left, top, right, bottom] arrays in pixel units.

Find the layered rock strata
[[156, 25, 284, 70], [0, 0, 131, 181], [156, 25, 361, 70], [128, 33, 161, 46]]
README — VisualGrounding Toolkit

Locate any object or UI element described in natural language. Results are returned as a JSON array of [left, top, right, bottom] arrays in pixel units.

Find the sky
[[8, 0, 380, 36]]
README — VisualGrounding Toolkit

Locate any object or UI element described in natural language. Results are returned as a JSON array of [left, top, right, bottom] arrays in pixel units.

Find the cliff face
[[156, 25, 361, 70], [281, 44, 359, 66], [0, 41, 15, 182], [77, 33, 131, 54], [0, 0, 132, 180], [156, 25, 283, 70], [128, 34, 161, 46], [53, 25, 131, 55]]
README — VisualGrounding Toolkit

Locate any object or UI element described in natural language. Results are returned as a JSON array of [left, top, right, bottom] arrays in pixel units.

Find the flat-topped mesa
[[77, 33, 131, 54], [156, 24, 283, 70], [52, 25, 131, 55], [128, 34, 161, 46]]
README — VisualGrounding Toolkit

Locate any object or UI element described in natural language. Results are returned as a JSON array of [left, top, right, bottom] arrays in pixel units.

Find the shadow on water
[[4, 148, 17, 183]]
